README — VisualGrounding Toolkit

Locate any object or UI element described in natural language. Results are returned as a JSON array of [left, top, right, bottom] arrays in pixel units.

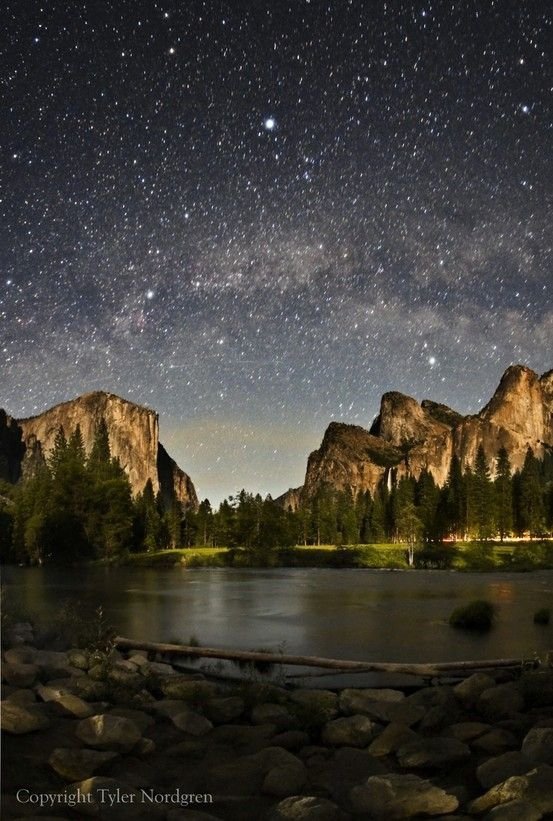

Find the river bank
[[2, 621, 553, 820], [108, 540, 553, 572]]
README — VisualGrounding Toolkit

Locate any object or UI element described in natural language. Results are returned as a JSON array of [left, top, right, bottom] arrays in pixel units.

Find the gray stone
[[70, 675, 109, 701], [307, 746, 386, 800], [407, 685, 454, 709], [209, 722, 276, 752], [272, 730, 311, 750], [446, 721, 491, 742], [5, 688, 37, 706], [396, 737, 471, 769], [477, 752, 535, 790], [67, 649, 90, 670], [472, 728, 518, 755], [150, 698, 190, 718], [3, 644, 37, 664], [49, 747, 119, 781], [160, 677, 217, 701], [108, 707, 155, 733], [339, 688, 404, 714], [251, 702, 294, 727], [0, 701, 50, 734], [262, 761, 307, 797], [171, 709, 213, 736], [207, 746, 302, 797], [288, 689, 338, 721], [521, 727, 553, 765], [76, 714, 142, 752], [322, 714, 381, 747], [204, 696, 244, 724], [350, 772, 459, 819], [362, 699, 424, 727], [483, 799, 543, 820], [268, 795, 345, 821], [1, 661, 39, 687], [368, 722, 419, 757], [454, 673, 496, 707], [469, 765, 553, 815], [37, 685, 95, 718], [477, 683, 525, 721]]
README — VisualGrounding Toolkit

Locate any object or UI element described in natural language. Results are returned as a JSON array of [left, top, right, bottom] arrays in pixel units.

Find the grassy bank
[[114, 540, 553, 572]]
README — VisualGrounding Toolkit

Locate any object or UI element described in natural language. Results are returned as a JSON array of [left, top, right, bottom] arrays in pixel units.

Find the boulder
[[483, 799, 542, 820], [454, 673, 496, 707], [207, 746, 302, 797], [36, 685, 95, 718], [321, 715, 381, 747], [5, 688, 37, 706], [288, 689, 339, 722], [339, 688, 404, 714], [67, 649, 90, 670], [396, 737, 471, 769], [521, 727, 553, 765], [262, 761, 307, 797], [251, 702, 294, 728], [477, 683, 525, 721], [468, 765, 553, 815], [0, 701, 50, 734], [160, 677, 217, 702], [209, 723, 276, 752], [350, 772, 459, 819], [476, 751, 535, 790], [204, 696, 245, 724], [368, 723, 419, 757], [1, 661, 39, 688], [268, 795, 345, 821], [49, 748, 119, 781], [171, 710, 213, 736], [472, 728, 518, 755], [75, 714, 142, 752], [272, 730, 311, 750], [446, 722, 491, 742], [3, 644, 37, 664], [108, 708, 155, 733], [307, 746, 386, 801]]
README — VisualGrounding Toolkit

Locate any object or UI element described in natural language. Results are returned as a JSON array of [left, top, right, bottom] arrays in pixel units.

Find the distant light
[[429, 356, 436, 365], [146, 290, 155, 299], [521, 104, 530, 114], [168, 47, 175, 55], [264, 118, 275, 130]]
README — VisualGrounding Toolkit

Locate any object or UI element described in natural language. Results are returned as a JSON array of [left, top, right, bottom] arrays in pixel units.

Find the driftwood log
[[114, 636, 541, 678]]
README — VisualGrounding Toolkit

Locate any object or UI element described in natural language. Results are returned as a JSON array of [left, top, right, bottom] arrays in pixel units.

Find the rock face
[[1, 391, 198, 509], [291, 365, 553, 501]]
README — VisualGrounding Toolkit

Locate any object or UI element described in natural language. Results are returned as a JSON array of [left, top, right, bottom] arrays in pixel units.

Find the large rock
[[469, 765, 553, 815], [521, 727, 553, 765], [207, 747, 303, 797], [49, 748, 119, 781], [251, 702, 294, 728], [321, 715, 381, 747], [308, 746, 386, 801], [262, 761, 307, 797], [204, 696, 245, 724], [1, 661, 39, 687], [396, 737, 471, 769], [289, 690, 339, 722], [350, 772, 459, 819], [160, 677, 217, 702], [171, 709, 213, 736], [0, 701, 50, 734], [268, 795, 345, 821], [482, 799, 542, 820], [339, 688, 404, 714], [454, 673, 496, 707], [36, 685, 95, 718], [368, 723, 419, 757], [476, 751, 535, 790], [75, 714, 142, 752], [477, 683, 525, 721]]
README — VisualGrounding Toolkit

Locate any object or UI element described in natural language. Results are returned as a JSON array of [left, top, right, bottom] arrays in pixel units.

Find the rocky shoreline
[[2, 624, 553, 821]]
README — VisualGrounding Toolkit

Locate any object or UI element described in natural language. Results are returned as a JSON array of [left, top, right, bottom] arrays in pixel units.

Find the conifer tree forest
[[0, 424, 552, 565]]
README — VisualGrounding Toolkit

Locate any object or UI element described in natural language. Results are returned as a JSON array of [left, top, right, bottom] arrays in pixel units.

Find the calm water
[[2, 566, 552, 669]]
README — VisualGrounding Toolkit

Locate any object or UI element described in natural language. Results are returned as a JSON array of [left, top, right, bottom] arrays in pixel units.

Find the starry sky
[[2, 1, 552, 503]]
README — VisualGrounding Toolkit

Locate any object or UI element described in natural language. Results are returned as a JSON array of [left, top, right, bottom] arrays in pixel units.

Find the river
[[3, 567, 552, 674]]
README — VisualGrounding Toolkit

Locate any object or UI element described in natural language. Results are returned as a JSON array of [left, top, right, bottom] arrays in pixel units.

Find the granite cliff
[[282, 365, 553, 506], [0, 392, 198, 510]]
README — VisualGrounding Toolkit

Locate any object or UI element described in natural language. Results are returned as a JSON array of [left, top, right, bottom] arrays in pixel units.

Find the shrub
[[449, 599, 495, 631], [533, 608, 550, 625]]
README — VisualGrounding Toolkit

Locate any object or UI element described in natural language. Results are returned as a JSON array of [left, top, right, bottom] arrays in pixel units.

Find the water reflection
[[2, 566, 552, 664]]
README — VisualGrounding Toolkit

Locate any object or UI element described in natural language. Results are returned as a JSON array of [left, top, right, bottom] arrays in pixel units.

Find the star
[[263, 118, 276, 131]]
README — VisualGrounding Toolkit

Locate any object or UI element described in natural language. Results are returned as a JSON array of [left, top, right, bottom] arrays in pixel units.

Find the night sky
[[2, 1, 552, 503]]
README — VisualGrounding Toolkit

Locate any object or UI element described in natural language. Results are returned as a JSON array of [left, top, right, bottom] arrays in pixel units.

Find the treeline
[[0, 431, 552, 565], [182, 445, 553, 548], [0, 421, 184, 564]]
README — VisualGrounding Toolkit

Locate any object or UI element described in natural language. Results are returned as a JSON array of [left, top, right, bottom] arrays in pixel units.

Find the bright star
[[429, 356, 436, 365], [264, 118, 275, 130], [521, 104, 530, 114], [146, 290, 155, 300]]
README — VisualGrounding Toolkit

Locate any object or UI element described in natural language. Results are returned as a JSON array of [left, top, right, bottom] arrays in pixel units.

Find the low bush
[[449, 599, 495, 631]]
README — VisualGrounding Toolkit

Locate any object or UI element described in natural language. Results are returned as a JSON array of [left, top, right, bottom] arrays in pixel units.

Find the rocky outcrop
[[293, 365, 552, 502], [2, 392, 198, 509]]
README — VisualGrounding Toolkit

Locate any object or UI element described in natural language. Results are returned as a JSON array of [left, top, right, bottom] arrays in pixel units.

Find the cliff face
[[296, 365, 553, 501], [3, 392, 198, 510]]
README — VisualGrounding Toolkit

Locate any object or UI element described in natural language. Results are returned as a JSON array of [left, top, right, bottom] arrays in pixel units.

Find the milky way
[[2, 1, 551, 502]]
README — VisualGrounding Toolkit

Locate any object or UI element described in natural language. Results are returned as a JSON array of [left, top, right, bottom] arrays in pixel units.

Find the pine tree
[[519, 447, 545, 538], [494, 447, 513, 542], [471, 446, 494, 540]]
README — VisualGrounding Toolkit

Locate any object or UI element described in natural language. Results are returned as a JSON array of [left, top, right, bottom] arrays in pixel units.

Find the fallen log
[[114, 636, 540, 678]]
